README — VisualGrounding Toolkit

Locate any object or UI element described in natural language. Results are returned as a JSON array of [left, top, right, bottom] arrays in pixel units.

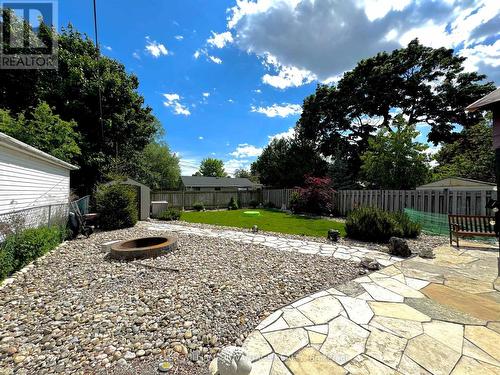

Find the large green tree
[[297, 39, 494, 186], [135, 142, 181, 190], [433, 118, 494, 182], [0, 103, 80, 163], [234, 168, 259, 183], [197, 158, 227, 177], [251, 138, 328, 188], [360, 116, 430, 189], [0, 20, 159, 194]]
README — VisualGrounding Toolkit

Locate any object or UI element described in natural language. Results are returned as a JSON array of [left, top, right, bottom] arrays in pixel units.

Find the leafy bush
[[96, 183, 138, 230], [228, 197, 239, 210], [192, 202, 205, 211], [345, 207, 421, 242], [249, 200, 259, 208], [0, 226, 64, 281], [290, 176, 335, 215], [158, 208, 181, 221]]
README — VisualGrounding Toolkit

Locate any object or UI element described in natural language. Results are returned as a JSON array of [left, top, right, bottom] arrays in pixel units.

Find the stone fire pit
[[110, 236, 177, 260]]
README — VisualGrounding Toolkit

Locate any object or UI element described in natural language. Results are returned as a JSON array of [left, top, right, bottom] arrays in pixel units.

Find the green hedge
[[96, 183, 138, 230], [0, 226, 65, 281], [346, 207, 421, 243]]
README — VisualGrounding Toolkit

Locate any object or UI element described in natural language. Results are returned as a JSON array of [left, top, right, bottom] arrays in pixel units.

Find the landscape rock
[[388, 237, 411, 258], [360, 257, 380, 270]]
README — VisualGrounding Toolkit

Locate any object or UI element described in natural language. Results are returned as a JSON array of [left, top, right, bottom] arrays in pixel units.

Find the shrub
[[228, 197, 239, 210], [249, 200, 259, 209], [158, 208, 181, 221], [290, 176, 335, 215], [192, 202, 204, 211], [0, 226, 64, 281], [345, 207, 421, 242], [263, 201, 276, 209], [96, 183, 138, 230]]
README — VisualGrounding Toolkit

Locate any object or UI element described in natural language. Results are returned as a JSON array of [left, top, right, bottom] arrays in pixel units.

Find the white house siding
[[0, 143, 71, 215]]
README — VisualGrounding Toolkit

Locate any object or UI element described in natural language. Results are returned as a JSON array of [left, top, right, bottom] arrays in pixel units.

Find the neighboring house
[[180, 176, 262, 191], [416, 177, 496, 191], [0, 132, 78, 215]]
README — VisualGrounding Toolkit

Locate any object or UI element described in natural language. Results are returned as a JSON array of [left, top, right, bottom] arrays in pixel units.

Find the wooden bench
[[448, 214, 497, 248]]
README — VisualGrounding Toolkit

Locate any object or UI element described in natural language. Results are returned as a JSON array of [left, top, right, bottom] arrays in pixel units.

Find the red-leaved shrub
[[290, 176, 335, 215]]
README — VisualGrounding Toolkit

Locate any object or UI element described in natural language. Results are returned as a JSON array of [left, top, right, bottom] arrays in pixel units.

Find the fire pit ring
[[110, 236, 177, 260]]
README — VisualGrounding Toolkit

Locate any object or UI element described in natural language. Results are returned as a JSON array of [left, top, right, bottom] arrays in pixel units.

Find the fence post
[[47, 205, 52, 227]]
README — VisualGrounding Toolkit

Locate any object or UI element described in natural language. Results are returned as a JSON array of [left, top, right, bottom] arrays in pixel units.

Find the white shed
[[416, 177, 496, 192], [0, 132, 78, 215]]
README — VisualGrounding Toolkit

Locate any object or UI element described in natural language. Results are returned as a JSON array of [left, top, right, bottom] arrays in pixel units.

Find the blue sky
[[58, 0, 500, 175]]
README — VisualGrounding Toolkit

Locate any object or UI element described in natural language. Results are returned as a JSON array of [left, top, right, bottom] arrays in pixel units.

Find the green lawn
[[180, 209, 345, 238]]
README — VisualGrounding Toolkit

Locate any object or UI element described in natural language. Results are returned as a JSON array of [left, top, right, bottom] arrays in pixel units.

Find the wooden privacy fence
[[337, 189, 498, 216], [151, 190, 261, 212], [150, 188, 299, 214]]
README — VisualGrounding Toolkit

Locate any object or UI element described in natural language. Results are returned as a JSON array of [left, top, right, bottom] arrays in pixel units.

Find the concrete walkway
[[242, 242, 500, 375], [147, 222, 404, 266]]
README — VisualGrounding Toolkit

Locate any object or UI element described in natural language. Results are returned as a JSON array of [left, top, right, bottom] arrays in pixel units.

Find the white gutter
[[0, 132, 79, 170]]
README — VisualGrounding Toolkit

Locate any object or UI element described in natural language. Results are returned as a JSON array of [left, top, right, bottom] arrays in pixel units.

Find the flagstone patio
[[242, 241, 500, 375]]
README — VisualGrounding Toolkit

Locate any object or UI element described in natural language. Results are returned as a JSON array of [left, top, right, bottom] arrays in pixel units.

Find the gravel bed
[[0, 225, 361, 375]]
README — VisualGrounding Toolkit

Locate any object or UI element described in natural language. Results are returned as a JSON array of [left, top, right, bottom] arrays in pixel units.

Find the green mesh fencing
[[404, 208, 450, 236]]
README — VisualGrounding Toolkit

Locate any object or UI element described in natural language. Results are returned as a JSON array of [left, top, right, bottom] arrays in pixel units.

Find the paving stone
[[369, 316, 423, 339], [424, 320, 464, 351], [282, 308, 314, 328], [445, 277, 495, 294], [320, 315, 369, 365], [464, 326, 500, 361], [326, 287, 345, 296], [356, 292, 374, 301], [270, 355, 292, 375], [243, 331, 274, 361], [256, 310, 283, 330], [392, 273, 406, 284], [374, 277, 425, 298], [344, 354, 399, 375], [398, 354, 432, 375], [405, 297, 486, 325], [361, 283, 404, 302], [297, 296, 343, 324], [285, 347, 346, 375], [365, 326, 407, 368], [405, 277, 430, 290], [335, 281, 365, 297], [368, 301, 431, 322], [379, 265, 401, 276], [462, 338, 500, 367], [305, 324, 328, 335], [451, 355, 500, 375], [336, 296, 374, 325], [405, 334, 461, 375], [353, 276, 372, 283], [291, 296, 313, 308], [263, 328, 309, 357], [262, 317, 290, 333], [308, 331, 326, 345], [249, 353, 273, 375], [487, 322, 500, 334], [422, 283, 500, 322]]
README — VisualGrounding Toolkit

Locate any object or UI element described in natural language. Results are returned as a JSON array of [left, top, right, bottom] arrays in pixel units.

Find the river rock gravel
[[0, 224, 361, 375]]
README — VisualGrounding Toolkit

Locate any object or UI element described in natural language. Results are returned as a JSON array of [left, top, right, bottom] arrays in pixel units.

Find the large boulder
[[388, 237, 411, 257]]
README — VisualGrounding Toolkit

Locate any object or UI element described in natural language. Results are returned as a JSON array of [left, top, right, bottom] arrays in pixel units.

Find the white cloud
[[459, 40, 500, 82], [103, 45, 112, 51], [207, 31, 234, 48], [208, 55, 223, 64], [251, 103, 302, 118], [193, 48, 223, 64], [145, 36, 169, 58], [224, 0, 500, 86], [174, 35, 184, 40], [225, 159, 252, 176], [230, 143, 263, 158], [163, 93, 191, 116], [132, 51, 141, 60], [268, 127, 296, 141], [202, 92, 210, 97], [176, 154, 200, 175], [198, 136, 204, 140], [254, 89, 262, 93]]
